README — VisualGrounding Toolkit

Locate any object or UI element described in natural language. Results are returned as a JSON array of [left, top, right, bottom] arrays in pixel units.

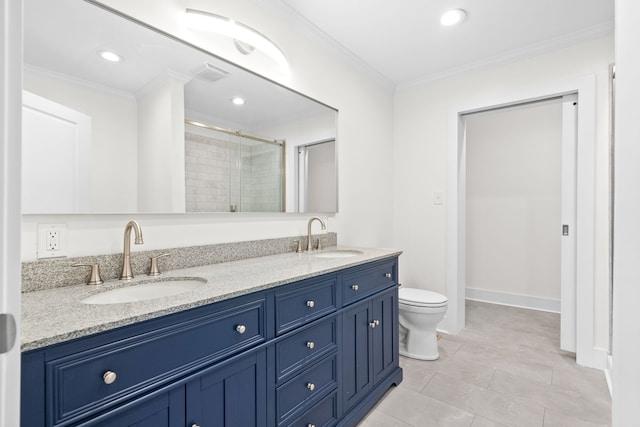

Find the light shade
[[184, 9, 288, 71], [440, 9, 467, 26]]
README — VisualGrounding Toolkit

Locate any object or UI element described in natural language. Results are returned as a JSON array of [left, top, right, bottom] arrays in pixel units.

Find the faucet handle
[[148, 253, 170, 276], [294, 240, 303, 253], [316, 238, 323, 251], [72, 263, 104, 285]]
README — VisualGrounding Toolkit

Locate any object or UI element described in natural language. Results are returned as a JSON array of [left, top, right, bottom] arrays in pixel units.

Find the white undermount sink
[[81, 278, 207, 305], [312, 249, 363, 259]]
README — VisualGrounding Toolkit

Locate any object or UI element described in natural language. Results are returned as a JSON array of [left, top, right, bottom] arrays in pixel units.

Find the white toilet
[[398, 287, 448, 360]]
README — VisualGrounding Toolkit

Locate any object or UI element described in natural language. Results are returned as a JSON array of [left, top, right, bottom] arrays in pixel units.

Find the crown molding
[[260, 0, 395, 92], [397, 21, 614, 92]]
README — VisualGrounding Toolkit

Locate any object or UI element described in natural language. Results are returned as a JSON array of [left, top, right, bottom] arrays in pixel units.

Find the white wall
[[23, 69, 138, 212], [612, 0, 640, 424], [20, 0, 395, 260], [393, 36, 613, 349], [465, 102, 562, 302]]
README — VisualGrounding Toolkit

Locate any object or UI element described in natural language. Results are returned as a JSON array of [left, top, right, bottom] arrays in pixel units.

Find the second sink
[[81, 278, 207, 305]]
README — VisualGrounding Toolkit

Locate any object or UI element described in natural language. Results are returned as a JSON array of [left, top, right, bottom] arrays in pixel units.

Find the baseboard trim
[[466, 288, 561, 313], [605, 354, 613, 396]]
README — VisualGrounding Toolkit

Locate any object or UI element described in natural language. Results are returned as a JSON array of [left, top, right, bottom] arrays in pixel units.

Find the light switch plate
[[37, 224, 68, 259]]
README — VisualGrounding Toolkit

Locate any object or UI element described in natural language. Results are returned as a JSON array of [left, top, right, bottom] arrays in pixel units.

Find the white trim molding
[[445, 75, 599, 369], [466, 288, 561, 313]]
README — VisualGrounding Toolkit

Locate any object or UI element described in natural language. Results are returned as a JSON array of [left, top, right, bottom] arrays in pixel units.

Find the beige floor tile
[[358, 301, 611, 426], [376, 385, 475, 427], [543, 408, 611, 427], [422, 372, 544, 427], [489, 370, 610, 425]]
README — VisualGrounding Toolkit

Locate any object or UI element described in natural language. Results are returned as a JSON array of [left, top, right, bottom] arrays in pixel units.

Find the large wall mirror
[[22, 0, 338, 214]]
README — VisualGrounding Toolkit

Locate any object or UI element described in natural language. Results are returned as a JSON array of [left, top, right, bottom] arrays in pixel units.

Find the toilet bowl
[[398, 287, 448, 360]]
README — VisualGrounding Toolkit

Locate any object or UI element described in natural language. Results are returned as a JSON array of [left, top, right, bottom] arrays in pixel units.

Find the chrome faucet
[[307, 216, 326, 251], [120, 220, 144, 280]]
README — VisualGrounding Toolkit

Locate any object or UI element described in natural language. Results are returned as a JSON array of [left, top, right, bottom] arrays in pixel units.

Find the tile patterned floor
[[358, 300, 611, 427]]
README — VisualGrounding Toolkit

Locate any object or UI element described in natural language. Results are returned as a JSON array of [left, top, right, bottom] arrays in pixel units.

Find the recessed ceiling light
[[231, 97, 245, 105], [440, 9, 466, 26], [98, 50, 123, 62]]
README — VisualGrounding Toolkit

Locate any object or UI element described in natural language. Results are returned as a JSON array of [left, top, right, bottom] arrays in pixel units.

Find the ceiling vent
[[192, 62, 230, 82]]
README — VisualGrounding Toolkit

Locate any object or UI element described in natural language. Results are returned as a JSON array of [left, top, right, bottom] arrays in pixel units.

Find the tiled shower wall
[[185, 131, 282, 212]]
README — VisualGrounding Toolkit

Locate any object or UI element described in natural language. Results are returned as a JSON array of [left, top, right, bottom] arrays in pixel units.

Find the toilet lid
[[399, 287, 448, 307]]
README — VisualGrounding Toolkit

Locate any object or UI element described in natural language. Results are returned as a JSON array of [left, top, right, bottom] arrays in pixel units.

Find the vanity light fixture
[[440, 9, 467, 26], [183, 8, 289, 70], [231, 97, 245, 105], [97, 50, 123, 62]]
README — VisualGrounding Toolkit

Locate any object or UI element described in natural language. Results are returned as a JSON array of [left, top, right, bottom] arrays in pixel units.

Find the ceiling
[[278, 0, 614, 86]]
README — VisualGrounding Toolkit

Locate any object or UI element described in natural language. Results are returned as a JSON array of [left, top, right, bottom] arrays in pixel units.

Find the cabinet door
[[372, 289, 398, 384], [187, 350, 267, 427], [77, 387, 185, 427], [341, 301, 373, 412]]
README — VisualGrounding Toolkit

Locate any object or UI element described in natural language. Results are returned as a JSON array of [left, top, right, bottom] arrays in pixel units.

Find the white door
[[560, 94, 578, 352], [22, 91, 91, 213], [0, 0, 22, 424]]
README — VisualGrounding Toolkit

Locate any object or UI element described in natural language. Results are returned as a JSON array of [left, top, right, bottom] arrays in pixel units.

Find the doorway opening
[[463, 96, 577, 352], [444, 76, 600, 368]]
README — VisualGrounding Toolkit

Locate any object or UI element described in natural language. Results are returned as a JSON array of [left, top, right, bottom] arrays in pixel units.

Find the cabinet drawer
[[277, 354, 337, 425], [343, 260, 397, 305], [275, 277, 337, 335], [276, 317, 337, 382], [285, 391, 338, 427], [47, 298, 266, 425]]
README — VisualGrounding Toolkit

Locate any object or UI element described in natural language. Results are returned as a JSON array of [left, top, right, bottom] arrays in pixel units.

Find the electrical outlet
[[37, 224, 67, 259]]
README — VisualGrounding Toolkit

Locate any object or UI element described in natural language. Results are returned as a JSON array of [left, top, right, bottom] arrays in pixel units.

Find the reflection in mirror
[[22, 0, 338, 214]]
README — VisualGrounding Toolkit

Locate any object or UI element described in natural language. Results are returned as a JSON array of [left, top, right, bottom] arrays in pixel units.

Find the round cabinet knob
[[308, 424, 316, 427], [306, 341, 315, 349], [307, 382, 315, 391], [192, 424, 201, 427], [385, 273, 392, 278], [369, 320, 380, 329], [351, 284, 359, 291], [236, 324, 246, 334], [306, 300, 315, 308], [103, 371, 117, 385]]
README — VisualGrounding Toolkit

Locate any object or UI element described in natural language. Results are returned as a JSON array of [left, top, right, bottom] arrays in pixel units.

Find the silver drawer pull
[[307, 382, 315, 391], [369, 319, 380, 329], [306, 300, 315, 308], [385, 273, 392, 278], [351, 284, 359, 291], [306, 341, 315, 349], [236, 324, 246, 334], [103, 371, 117, 385]]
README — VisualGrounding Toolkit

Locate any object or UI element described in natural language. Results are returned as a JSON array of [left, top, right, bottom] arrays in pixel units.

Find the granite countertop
[[21, 246, 401, 352]]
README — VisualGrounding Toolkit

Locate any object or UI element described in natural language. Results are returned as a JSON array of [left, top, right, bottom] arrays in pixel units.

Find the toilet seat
[[399, 287, 448, 308]]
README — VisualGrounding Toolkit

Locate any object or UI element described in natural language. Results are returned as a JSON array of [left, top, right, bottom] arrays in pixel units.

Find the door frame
[[0, 0, 22, 424], [444, 75, 601, 369]]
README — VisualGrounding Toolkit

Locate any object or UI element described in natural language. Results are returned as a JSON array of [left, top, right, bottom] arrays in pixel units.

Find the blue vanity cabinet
[[186, 349, 267, 427], [22, 255, 402, 427]]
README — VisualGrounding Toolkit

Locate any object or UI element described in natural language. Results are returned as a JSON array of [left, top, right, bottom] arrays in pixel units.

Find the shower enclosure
[[185, 120, 285, 212]]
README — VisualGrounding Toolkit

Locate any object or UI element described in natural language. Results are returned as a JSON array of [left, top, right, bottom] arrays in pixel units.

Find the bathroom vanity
[[21, 249, 402, 426]]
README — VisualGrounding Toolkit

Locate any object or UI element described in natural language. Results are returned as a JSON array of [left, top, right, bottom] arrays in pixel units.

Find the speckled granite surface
[[22, 233, 337, 293], [22, 246, 401, 352]]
